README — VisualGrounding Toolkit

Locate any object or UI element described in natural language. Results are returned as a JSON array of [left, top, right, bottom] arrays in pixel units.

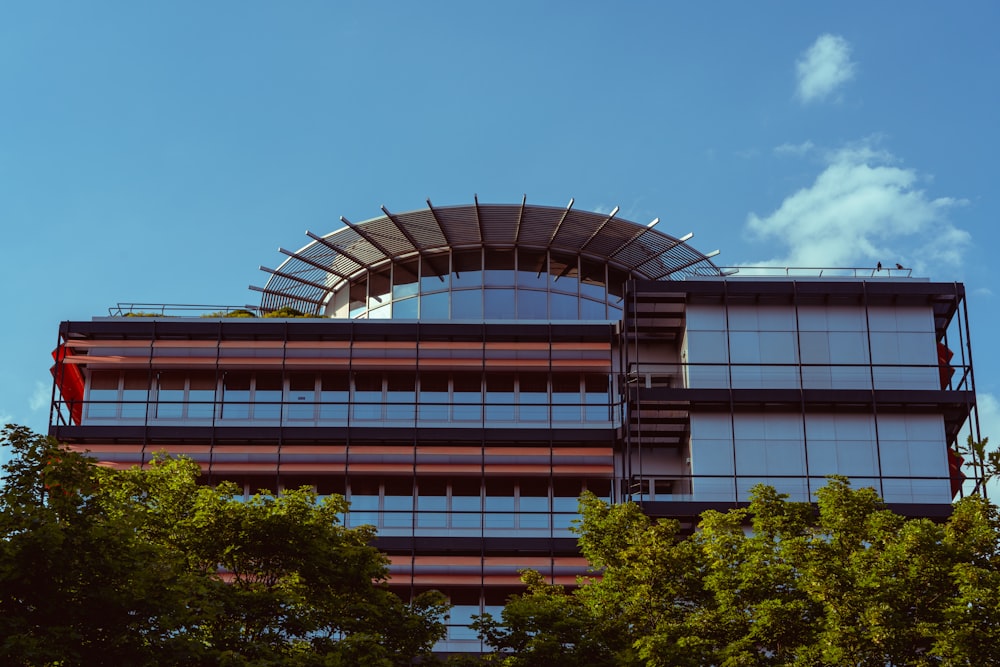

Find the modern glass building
[[49, 200, 980, 652]]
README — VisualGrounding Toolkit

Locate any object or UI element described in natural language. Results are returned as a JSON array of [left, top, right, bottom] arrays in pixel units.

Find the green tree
[[477, 478, 1000, 666], [0, 425, 448, 666]]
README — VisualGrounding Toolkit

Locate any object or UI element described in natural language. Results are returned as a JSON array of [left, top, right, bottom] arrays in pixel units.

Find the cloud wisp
[[745, 141, 969, 273], [796, 34, 856, 103]]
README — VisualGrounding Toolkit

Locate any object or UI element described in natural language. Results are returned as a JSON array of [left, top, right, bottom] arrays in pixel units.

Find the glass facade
[[326, 249, 628, 322]]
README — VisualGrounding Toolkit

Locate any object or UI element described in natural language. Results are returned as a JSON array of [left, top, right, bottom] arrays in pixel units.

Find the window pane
[[484, 250, 515, 286], [451, 290, 483, 319], [392, 260, 419, 299], [452, 250, 482, 287]]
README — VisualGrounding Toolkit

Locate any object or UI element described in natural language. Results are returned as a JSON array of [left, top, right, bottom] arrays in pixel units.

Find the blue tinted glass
[[551, 293, 578, 320], [581, 298, 606, 320], [421, 255, 450, 292], [392, 260, 419, 299], [451, 289, 482, 319], [517, 289, 547, 319], [393, 296, 418, 319], [452, 250, 482, 287], [484, 289, 516, 319], [517, 249, 548, 288], [420, 291, 449, 319], [484, 250, 515, 286]]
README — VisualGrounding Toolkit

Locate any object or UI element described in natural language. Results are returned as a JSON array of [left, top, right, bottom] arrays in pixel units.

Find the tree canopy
[[474, 478, 1000, 666], [0, 425, 448, 667]]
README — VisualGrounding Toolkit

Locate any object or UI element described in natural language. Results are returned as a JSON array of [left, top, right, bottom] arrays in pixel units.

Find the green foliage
[[0, 426, 447, 667], [478, 478, 1000, 666], [263, 306, 322, 318]]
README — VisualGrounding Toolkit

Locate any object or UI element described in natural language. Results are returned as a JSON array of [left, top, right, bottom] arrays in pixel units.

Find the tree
[[0, 425, 448, 666], [476, 478, 1000, 666]]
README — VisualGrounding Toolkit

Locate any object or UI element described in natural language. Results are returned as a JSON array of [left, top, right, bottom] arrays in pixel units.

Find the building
[[49, 200, 980, 652]]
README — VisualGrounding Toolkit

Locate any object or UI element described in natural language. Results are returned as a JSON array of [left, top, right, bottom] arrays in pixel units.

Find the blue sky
[[2, 2, 998, 461]]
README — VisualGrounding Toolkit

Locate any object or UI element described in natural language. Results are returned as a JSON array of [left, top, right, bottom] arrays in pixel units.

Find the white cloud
[[0, 413, 12, 427], [774, 141, 815, 157], [796, 34, 856, 103], [28, 381, 49, 412], [744, 140, 970, 273]]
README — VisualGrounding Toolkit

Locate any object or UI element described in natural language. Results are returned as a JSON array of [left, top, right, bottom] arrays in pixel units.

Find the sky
[[1, 2, 998, 470]]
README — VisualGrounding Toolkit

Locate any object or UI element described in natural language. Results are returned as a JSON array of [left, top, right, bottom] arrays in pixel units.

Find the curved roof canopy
[[254, 198, 722, 313]]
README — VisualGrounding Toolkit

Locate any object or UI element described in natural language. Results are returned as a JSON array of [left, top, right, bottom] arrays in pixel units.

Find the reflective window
[[452, 250, 482, 288], [485, 373, 515, 422], [255, 372, 283, 420], [369, 269, 391, 309], [286, 373, 316, 421], [420, 291, 449, 319], [451, 290, 483, 319], [418, 373, 450, 421], [222, 372, 251, 420], [352, 372, 383, 421], [484, 289, 515, 319], [121, 371, 149, 419], [393, 296, 418, 319], [516, 249, 548, 289], [421, 255, 450, 292], [517, 289, 547, 319], [88, 371, 120, 418], [392, 260, 419, 299], [484, 250, 515, 287], [319, 372, 349, 422]]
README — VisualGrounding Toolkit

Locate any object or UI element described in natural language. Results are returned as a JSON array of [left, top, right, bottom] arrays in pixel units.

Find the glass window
[[452, 478, 482, 529], [519, 478, 549, 514], [484, 289, 516, 319], [420, 255, 450, 292], [121, 371, 149, 419], [369, 269, 391, 308], [518, 373, 548, 422], [580, 258, 606, 300], [485, 478, 515, 528], [416, 478, 447, 528], [156, 371, 185, 418], [286, 373, 316, 421], [485, 373, 515, 422], [386, 373, 416, 421], [516, 289, 547, 319], [383, 477, 414, 511], [420, 291, 449, 319], [549, 252, 579, 293], [418, 373, 449, 421], [393, 296, 418, 319], [452, 250, 482, 288], [584, 374, 610, 421], [550, 293, 578, 320], [516, 249, 548, 288], [88, 371, 119, 418], [581, 298, 606, 320], [187, 372, 217, 419], [484, 250, 515, 286], [451, 289, 483, 320], [349, 280, 367, 318], [254, 372, 283, 420], [222, 372, 251, 420], [319, 372, 349, 422], [392, 260, 419, 299], [452, 373, 482, 421], [352, 372, 383, 421]]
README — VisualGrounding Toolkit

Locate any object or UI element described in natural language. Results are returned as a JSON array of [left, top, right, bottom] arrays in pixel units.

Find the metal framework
[[254, 199, 724, 313]]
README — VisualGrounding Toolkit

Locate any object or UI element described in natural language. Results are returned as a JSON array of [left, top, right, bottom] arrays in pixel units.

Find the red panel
[[51, 346, 85, 425], [949, 449, 966, 498]]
